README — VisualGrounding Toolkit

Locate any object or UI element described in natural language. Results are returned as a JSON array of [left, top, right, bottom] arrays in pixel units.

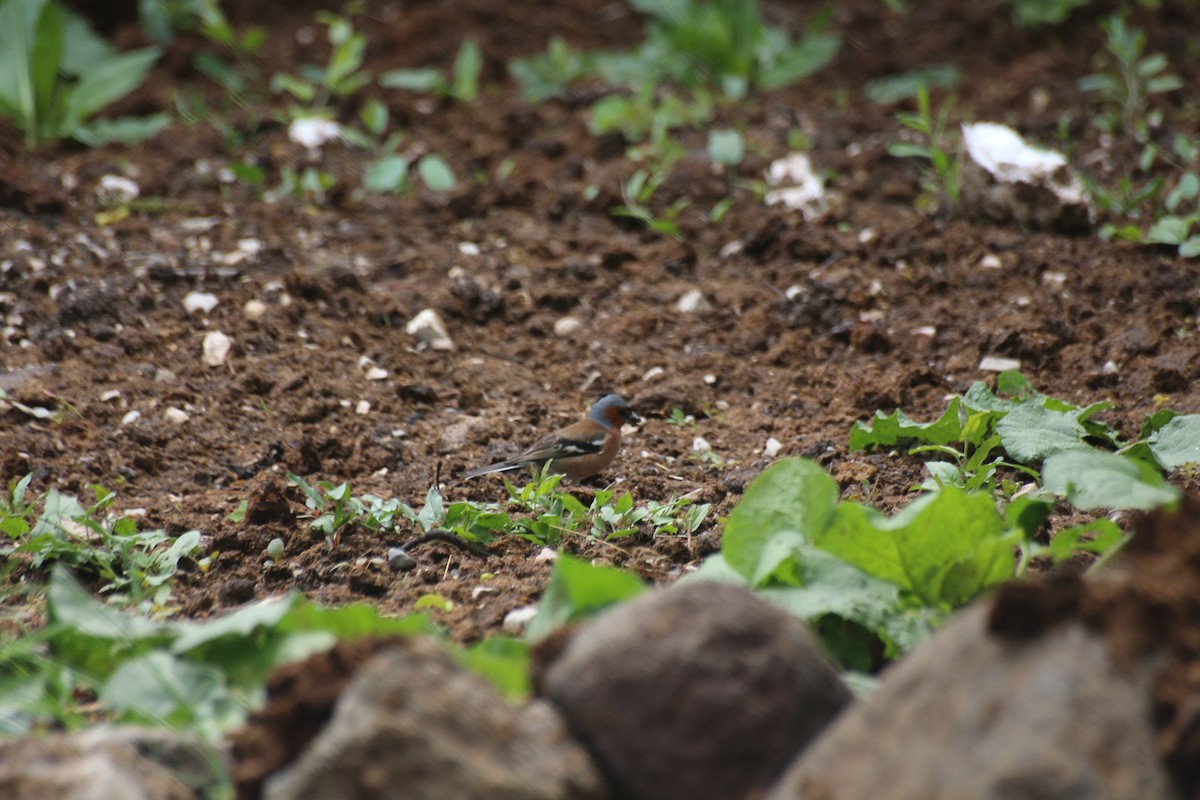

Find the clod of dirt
[[251, 638, 605, 800], [535, 581, 852, 800], [245, 473, 294, 526]]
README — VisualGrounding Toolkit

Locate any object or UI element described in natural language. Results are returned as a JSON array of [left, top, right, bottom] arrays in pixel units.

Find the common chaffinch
[[462, 394, 642, 481]]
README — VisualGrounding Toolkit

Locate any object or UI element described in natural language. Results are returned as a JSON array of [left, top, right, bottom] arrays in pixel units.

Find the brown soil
[[2, 0, 1199, 644]]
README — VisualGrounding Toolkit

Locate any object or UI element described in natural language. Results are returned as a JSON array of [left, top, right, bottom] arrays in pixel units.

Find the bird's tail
[[460, 461, 524, 480]]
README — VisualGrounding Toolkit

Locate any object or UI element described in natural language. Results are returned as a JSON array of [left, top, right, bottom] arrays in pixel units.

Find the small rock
[[355, 400, 370, 415], [121, 410, 141, 426], [676, 289, 712, 314], [535, 547, 559, 562], [96, 175, 139, 206], [1102, 360, 1119, 375], [692, 436, 712, 452], [438, 415, 484, 455], [364, 366, 388, 381], [979, 356, 1022, 372], [243, 299, 267, 320], [763, 437, 783, 458], [182, 291, 219, 315], [1042, 271, 1067, 288], [471, 585, 499, 600], [457, 242, 481, 255], [642, 366, 665, 382], [502, 605, 539, 635], [406, 308, 455, 351], [202, 331, 231, 366], [913, 325, 937, 338], [553, 316, 583, 337], [99, 389, 121, 402], [764, 152, 828, 220], [387, 548, 417, 572], [163, 407, 189, 425], [288, 117, 341, 149], [978, 254, 1002, 269]]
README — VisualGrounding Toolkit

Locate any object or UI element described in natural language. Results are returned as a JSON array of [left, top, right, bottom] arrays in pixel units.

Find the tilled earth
[[2, 0, 1199, 646]]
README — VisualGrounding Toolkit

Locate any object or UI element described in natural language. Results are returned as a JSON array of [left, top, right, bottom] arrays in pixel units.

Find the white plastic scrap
[[764, 152, 828, 220]]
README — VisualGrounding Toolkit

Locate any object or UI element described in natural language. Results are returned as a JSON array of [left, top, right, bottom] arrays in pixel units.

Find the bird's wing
[[461, 428, 606, 479]]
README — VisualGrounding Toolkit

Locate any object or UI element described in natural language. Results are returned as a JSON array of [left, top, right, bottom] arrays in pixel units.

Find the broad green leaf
[[1148, 415, 1200, 469], [0, 0, 42, 132], [47, 565, 162, 641], [458, 637, 529, 700], [720, 458, 839, 585], [525, 554, 645, 642], [72, 113, 170, 146], [850, 397, 965, 450], [815, 488, 1018, 608], [1145, 216, 1190, 245], [418, 154, 456, 192], [1180, 237, 1200, 259], [31, 0, 63, 137], [63, 46, 161, 129], [1042, 450, 1179, 510], [171, 594, 298, 652], [995, 401, 1091, 463], [1043, 519, 1128, 563], [865, 63, 960, 105], [100, 650, 226, 725]]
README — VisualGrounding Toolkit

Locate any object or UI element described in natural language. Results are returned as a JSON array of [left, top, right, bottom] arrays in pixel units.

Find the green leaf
[[815, 488, 1018, 608], [850, 397, 965, 450], [379, 67, 443, 92], [363, 155, 409, 193], [417, 154, 456, 192], [525, 554, 645, 642], [707, 128, 744, 166], [31, 0, 64, 137], [1180, 237, 1200, 259], [72, 113, 170, 146], [62, 46, 161, 130], [452, 38, 482, 101], [1144, 216, 1190, 245], [458, 636, 529, 700], [720, 458, 839, 586], [1147, 415, 1200, 469], [1165, 172, 1199, 212], [1043, 519, 1128, 563], [865, 63, 961, 105], [887, 141, 932, 160], [994, 401, 1091, 463], [1042, 450, 1179, 511], [47, 566, 163, 641], [100, 650, 227, 726]]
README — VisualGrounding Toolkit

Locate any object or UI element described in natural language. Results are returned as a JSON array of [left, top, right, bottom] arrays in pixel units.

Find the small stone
[[719, 240, 743, 258], [472, 585, 500, 600], [164, 407, 190, 425], [183, 291, 219, 315], [458, 242, 481, 255], [288, 117, 341, 149], [764, 437, 783, 458], [99, 389, 121, 402], [364, 366, 388, 381], [858, 228, 876, 244], [913, 326, 937, 338], [979, 356, 1022, 372], [1102, 360, 1119, 375], [502, 605, 539, 635], [120, 410, 141, 426], [387, 548, 417, 572], [202, 330, 232, 366], [96, 174, 139, 205], [692, 436, 712, 452], [535, 547, 559, 562], [243, 299, 268, 320], [406, 308, 455, 351], [1042, 271, 1067, 288], [979, 254, 1003, 269], [355, 400, 370, 415], [642, 366, 666, 382], [554, 316, 583, 337], [704, 374, 717, 385], [676, 289, 713, 314]]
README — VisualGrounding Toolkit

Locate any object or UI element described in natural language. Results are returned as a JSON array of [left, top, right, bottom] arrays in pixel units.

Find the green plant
[[887, 86, 961, 211], [1006, 0, 1091, 28], [509, 36, 593, 102], [610, 165, 690, 238], [1, 477, 200, 605], [851, 370, 1195, 512], [0, 0, 169, 147], [271, 5, 372, 115], [379, 38, 483, 103], [1079, 14, 1182, 135]]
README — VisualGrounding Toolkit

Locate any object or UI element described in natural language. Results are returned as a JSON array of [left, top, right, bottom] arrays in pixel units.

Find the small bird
[[462, 394, 642, 481]]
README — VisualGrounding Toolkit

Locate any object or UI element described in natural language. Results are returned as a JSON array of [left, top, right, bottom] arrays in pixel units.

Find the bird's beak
[[628, 410, 644, 425]]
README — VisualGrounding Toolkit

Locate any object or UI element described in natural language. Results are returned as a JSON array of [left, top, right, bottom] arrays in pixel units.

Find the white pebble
[[535, 547, 559, 562], [979, 254, 1003, 269], [164, 407, 190, 425], [471, 585, 499, 600], [202, 330, 232, 366], [979, 356, 1022, 372], [99, 389, 121, 402], [365, 366, 388, 381], [703, 374, 717, 385], [120, 410, 142, 426], [183, 291, 219, 315], [676, 289, 712, 314], [502, 605, 539, 635], [96, 174, 139, 205], [1042, 271, 1067, 288], [763, 437, 783, 458], [641, 366, 665, 382], [913, 326, 937, 338], [554, 316, 583, 337], [243, 299, 267, 320], [692, 436, 712, 452], [405, 308, 455, 351], [719, 240, 743, 258], [288, 116, 341, 149], [355, 400, 371, 415], [457, 242, 481, 255], [1102, 360, 1119, 375]]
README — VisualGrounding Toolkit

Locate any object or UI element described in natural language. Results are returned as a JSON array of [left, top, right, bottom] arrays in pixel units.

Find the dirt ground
[[2, 0, 1199, 647]]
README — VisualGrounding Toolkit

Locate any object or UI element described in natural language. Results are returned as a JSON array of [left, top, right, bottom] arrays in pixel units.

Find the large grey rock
[[263, 637, 605, 800], [0, 725, 213, 800], [538, 581, 852, 800], [767, 601, 1175, 800]]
